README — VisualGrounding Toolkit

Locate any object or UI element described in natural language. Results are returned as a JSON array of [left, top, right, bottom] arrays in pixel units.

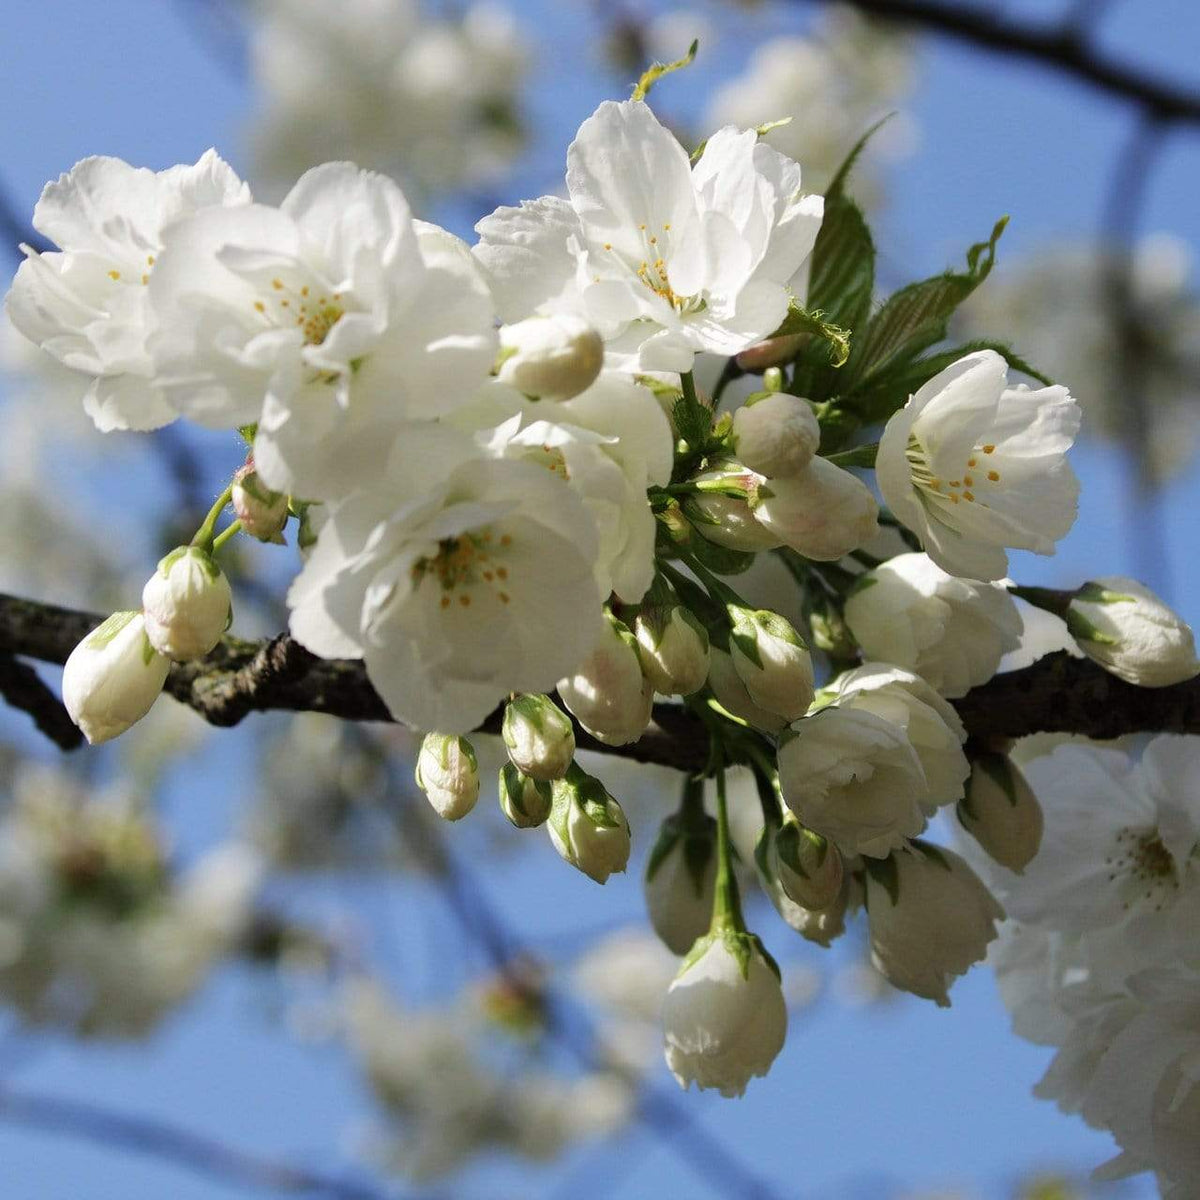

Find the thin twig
[[0, 1085, 417, 1200], [793, 0, 1200, 122]]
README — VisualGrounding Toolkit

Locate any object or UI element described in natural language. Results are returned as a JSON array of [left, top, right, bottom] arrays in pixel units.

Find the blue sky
[[0, 1, 1194, 1196]]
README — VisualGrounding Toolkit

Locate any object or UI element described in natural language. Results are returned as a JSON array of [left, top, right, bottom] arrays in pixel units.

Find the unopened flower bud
[[735, 334, 804, 371], [498, 762, 554, 829], [864, 843, 1004, 1007], [231, 465, 288, 544], [683, 467, 783, 552], [547, 764, 631, 883], [645, 808, 718, 954], [754, 841, 850, 947], [957, 753, 1043, 874], [751, 456, 879, 560], [731, 392, 820, 478], [141, 546, 232, 661], [502, 693, 575, 780], [634, 605, 710, 696], [728, 608, 814, 722], [497, 314, 604, 400], [557, 616, 653, 746], [761, 816, 843, 912], [663, 927, 787, 1097], [1066, 576, 1200, 687], [707, 647, 787, 733], [415, 733, 480, 821], [62, 611, 170, 744]]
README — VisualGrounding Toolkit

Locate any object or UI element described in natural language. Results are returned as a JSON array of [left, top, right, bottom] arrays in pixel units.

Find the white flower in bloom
[[149, 166, 496, 501], [415, 733, 480, 821], [547, 768, 631, 883], [644, 810, 718, 955], [5, 150, 250, 431], [820, 663, 969, 812], [662, 929, 787, 1097], [286, 427, 601, 733], [731, 391, 820, 478], [556, 616, 653, 747], [877, 349, 1081, 581], [474, 100, 823, 373], [497, 314, 604, 400], [777, 705, 928, 858], [957, 753, 1044, 874], [989, 738, 1200, 941], [470, 374, 672, 602], [1035, 963, 1200, 1195], [1066, 576, 1200, 687], [751, 456, 879, 560], [249, 0, 526, 200], [141, 546, 232, 662], [62, 611, 171, 745], [843, 552, 1022, 697], [865, 844, 1004, 1006]]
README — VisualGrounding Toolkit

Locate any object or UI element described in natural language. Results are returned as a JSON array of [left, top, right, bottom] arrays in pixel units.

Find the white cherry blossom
[[843, 551, 1022, 697], [5, 150, 250, 431], [286, 426, 601, 732], [876, 349, 1081, 581], [149, 165, 496, 501], [474, 100, 823, 373]]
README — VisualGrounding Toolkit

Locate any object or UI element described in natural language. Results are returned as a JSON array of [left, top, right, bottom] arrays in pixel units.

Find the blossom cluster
[[970, 737, 1200, 1196], [7, 67, 1199, 1145], [0, 764, 258, 1037]]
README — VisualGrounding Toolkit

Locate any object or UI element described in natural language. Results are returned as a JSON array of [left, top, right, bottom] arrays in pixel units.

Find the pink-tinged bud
[[231, 465, 288, 544], [735, 334, 805, 371], [557, 616, 653, 746]]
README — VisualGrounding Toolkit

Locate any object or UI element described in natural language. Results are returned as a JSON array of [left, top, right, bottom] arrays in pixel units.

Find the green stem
[[680, 370, 700, 412], [211, 520, 243, 554], [750, 764, 782, 827], [711, 760, 746, 932], [191, 485, 235, 553], [1009, 584, 1074, 618]]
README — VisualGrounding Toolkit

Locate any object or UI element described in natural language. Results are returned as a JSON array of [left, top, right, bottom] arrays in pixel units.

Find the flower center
[[598, 223, 706, 314], [252, 277, 345, 346], [906, 434, 1001, 507], [411, 529, 514, 609], [1107, 827, 1181, 913]]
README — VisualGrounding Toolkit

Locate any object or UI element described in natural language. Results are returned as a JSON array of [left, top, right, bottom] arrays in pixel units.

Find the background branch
[[793, 0, 1200, 122], [2, 592, 1198, 768]]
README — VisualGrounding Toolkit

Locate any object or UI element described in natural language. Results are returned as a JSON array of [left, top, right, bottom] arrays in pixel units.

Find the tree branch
[[795, 0, 1200, 123], [3, 592, 1198, 766], [0, 1084, 422, 1200]]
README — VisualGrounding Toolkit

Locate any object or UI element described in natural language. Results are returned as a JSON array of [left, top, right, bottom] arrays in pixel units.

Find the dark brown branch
[[0, 654, 82, 751], [3, 593, 1200, 768], [795, 0, 1200, 123]]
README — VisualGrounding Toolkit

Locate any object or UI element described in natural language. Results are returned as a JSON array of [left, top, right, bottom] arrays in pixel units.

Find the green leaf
[[846, 338, 1053, 424], [806, 193, 875, 342], [826, 114, 896, 200], [631, 38, 698, 102], [771, 301, 851, 369], [846, 217, 1008, 392]]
